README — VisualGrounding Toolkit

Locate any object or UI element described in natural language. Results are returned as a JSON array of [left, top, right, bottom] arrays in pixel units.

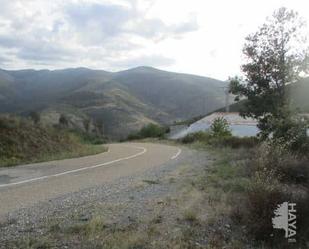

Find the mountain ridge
[[0, 66, 228, 139]]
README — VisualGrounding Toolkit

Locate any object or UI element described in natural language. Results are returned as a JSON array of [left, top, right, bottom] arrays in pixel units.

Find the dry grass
[[0, 115, 107, 167], [6, 139, 308, 248]]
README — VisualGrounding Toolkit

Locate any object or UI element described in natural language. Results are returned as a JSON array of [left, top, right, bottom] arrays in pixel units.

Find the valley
[[0, 67, 228, 139]]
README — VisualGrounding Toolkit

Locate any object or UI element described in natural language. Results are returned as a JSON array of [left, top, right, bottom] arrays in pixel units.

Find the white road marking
[[171, 148, 182, 160], [0, 145, 147, 188]]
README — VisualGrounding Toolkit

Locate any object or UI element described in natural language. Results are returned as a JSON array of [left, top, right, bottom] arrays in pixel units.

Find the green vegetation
[[1, 6, 309, 249], [203, 10, 309, 246], [177, 134, 309, 247], [180, 117, 232, 145], [126, 123, 170, 140], [0, 115, 107, 167], [0, 66, 228, 139], [230, 7, 309, 143], [178, 106, 308, 246], [290, 77, 309, 113], [6, 130, 308, 248], [209, 117, 232, 137], [181, 130, 258, 149]]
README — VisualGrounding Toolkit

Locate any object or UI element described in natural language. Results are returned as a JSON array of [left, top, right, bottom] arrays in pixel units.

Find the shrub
[[241, 170, 287, 241], [180, 133, 196, 144], [253, 141, 309, 181], [279, 157, 309, 184], [180, 131, 258, 149], [72, 130, 107, 145], [269, 115, 309, 156], [210, 117, 232, 137], [180, 131, 211, 144], [237, 170, 309, 245], [212, 136, 258, 148], [139, 123, 168, 138], [127, 133, 142, 140], [127, 123, 169, 140], [230, 142, 309, 245]]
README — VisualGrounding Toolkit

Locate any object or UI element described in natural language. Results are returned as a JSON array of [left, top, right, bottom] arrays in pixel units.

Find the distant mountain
[[215, 77, 309, 114], [0, 66, 228, 139]]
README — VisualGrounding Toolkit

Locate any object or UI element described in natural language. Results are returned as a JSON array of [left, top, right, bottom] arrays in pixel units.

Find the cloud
[[0, 0, 308, 80], [112, 54, 175, 69], [64, 2, 132, 39], [64, 1, 198, 43], [0, 0, 199, 69], [0, 54, 11, 66]]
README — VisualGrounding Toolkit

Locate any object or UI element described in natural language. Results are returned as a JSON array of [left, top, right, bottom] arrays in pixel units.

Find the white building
[[170, 112, 259, 139]]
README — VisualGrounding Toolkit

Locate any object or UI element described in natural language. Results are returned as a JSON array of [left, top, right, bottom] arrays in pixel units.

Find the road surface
[[0, 143, 181, 218]]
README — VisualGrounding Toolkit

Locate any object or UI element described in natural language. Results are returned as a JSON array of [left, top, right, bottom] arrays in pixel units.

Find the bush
[[73, 131, 107, 145], [127, 133, 142, 140], [180, 131, 211, 144], [279, 157, 309, 184], [240, 170, 287, 241], [210, 117, 232, 137], [237, 172, 309, 245], [212, 136, 258, 148], [180, 131, 258, 149], [180, 133, 196, 144], [270, 116, 309, 156], [140, 123, 166, 138], [127, 123, 169, 140], [230, 142, 309, 245], [252, 141, 309, 182]]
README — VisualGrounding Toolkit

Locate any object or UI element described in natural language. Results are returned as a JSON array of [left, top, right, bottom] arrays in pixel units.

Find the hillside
[[0, 67, 228, 139], [214, 77, 309, 114], [0, 115, 106, 167]]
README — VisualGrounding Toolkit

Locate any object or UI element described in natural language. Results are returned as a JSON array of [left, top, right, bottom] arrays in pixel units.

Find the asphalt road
[[0, 143, 181, 218]]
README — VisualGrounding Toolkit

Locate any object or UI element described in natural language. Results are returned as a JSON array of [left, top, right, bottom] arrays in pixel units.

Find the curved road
[[0, 143, 181, 218]]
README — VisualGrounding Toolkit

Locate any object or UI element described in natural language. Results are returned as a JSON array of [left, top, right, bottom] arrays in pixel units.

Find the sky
[[0, 0, 308, 80]]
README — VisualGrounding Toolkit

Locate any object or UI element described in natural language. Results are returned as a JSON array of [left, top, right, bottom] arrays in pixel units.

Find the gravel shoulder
[[0, 143, 179, 217], [0, 144, 210, 248]]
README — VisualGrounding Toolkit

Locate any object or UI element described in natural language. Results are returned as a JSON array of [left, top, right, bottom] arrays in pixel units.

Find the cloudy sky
[[0, 0, 308, 80]]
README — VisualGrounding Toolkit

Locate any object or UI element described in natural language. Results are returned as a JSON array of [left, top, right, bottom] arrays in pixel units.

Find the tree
[[230, 8, 309, 138], [210, 117, 232, 137]]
